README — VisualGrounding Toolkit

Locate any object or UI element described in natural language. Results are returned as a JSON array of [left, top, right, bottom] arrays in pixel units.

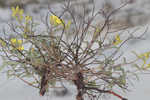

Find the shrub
[[0, 1, 149, 100]]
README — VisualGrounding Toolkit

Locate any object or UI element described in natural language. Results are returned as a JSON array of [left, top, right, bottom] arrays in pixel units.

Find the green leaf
[[87, 81, 96, 86]]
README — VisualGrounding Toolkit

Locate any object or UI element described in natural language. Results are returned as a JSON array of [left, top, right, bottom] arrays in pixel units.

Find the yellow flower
[[50, 15, 62, 26], [11, 6, 24, 21], [138, 52, 150, 68], [10, 38, 17, 44], [10, 38, 23, 45], [17, 40, 23, 44], [113, 34, 122, 45], [17, 46, 24, 51], [139, 52, 150, 59], [143, 52, 150, 59], [11, 6, 19, 17], [25, 15, 32, 22]]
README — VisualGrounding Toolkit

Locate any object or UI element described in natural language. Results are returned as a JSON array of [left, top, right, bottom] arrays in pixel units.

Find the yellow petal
[[16, 6, 19, 12], [56, 19, 62, 24], [144, 53, 149, 59], [25, 15, 32, 22], [50, 16, 55, 25], [50, 15, 62, 26], [11, 7, 16, 17], [10, 38, 17, 44], [17, 40, 23, 44], [115, 34, 121, 41], [19, 9, 24, 15], [11, 6, 24, 21], [113, 34, 122, 45], [19, 9, 24, 21], [18, 46, 24, 51]]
